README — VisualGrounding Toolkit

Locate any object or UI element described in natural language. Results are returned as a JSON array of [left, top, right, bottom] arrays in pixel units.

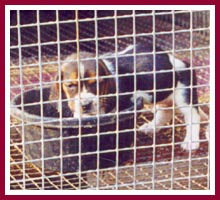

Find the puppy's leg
[[139, 104, 173, 135], [175, 84, 200, 150], [178, 106, 200, 150]]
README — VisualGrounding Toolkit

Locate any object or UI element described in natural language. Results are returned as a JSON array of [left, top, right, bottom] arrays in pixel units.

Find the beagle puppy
[[50, 44, 203, 151]]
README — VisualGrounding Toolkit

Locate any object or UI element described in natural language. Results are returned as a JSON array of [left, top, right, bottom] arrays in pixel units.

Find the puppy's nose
[[81, 100, 93, 111]]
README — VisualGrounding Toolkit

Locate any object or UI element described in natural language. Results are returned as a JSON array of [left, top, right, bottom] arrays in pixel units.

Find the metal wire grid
[[10, 10, 210, 190], [10, 114, 209, 190]]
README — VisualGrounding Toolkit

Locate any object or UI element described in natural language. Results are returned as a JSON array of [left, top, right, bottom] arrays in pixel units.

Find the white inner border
[[5, 5, 215, 195]]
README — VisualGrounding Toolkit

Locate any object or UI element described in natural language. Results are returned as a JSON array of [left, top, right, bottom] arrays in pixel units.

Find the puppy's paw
[[181, 141, 200, 151]]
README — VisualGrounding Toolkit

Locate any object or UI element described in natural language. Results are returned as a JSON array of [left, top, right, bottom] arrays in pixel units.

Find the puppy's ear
[[49, 75, 59, 100], [98, 60, 116, 94], [98, 60, 116, 113], [49, 74, 63, 112]]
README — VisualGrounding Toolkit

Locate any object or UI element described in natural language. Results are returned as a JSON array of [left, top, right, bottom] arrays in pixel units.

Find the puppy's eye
[[68, 84, 76, 88], [65, 83, 77, 89]]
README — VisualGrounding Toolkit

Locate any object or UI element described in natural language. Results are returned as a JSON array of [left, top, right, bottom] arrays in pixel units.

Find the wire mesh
[[10, 10, 210, 190]]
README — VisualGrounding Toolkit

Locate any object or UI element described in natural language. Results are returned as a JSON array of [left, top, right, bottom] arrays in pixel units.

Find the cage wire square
[[10, 10, 210, 190]]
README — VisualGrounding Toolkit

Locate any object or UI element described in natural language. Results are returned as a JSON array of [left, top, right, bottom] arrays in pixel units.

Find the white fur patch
[[139, 105, 173, 134], [174, 82, 187, 106], [180, 107, 200, 150], [102, 58, 115, 75], [80, 62, 85, 79], [131, 91, 153, 104], [168, 54, 186, 70], [175, 82, 200, 150], [73, 91, 96, 118]]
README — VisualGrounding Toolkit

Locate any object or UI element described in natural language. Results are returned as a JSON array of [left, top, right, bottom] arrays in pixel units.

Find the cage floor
[[10, 158, 209, 190], [10, 108, 209, 190]]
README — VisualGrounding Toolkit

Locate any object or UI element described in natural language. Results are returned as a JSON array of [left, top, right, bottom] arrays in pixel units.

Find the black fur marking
[[105, 44, 178, 109], [176, 61, 198, 106]]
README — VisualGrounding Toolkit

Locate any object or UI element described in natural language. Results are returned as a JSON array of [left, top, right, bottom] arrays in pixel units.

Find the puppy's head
[[49, 52, 116, 117]]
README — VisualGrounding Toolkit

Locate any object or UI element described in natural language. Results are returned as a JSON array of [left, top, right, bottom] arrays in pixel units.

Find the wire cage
[[10, 10, 210, 190]]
